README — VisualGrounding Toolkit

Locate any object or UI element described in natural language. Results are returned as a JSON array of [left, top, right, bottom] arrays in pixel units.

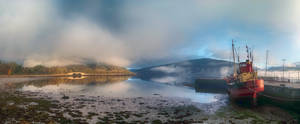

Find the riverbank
[[0, 73, 135, 78], [1, 90, 296, 123], [0, 77, 298, 123]]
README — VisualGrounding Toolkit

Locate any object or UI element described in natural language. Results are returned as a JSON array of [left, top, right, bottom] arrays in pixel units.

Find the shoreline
[[0, 74, 135, 78], [2, 86, 297, 123], [0, 77, 298, 123]]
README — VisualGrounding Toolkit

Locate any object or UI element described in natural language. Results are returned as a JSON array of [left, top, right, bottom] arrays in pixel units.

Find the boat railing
[[260, 76, 300, 84], [258, 71, 300, 84]]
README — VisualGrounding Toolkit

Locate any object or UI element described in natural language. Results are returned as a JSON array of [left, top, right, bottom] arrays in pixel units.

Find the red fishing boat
[[225, 40, 264, 104]]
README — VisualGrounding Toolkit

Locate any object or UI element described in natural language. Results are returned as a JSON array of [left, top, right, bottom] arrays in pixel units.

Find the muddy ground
[[0, 78, 298, 124]]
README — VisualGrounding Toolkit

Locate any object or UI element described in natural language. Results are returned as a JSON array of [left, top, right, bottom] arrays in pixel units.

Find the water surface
[[18, 76, 224, 104]]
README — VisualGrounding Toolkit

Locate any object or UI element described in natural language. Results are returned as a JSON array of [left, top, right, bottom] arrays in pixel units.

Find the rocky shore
[[0, 78, 298, 123]]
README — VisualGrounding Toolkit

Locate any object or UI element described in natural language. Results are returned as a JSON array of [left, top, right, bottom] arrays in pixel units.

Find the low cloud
[[1, 0, 300, 67]]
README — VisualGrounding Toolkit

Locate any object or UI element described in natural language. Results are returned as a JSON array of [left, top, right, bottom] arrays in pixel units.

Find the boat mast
[[251, 48, 255, 71], [235, 47, 240, 63], [232, 40, 237, 77], [251, 48, 254, 63], [246, 45, 250, 61]]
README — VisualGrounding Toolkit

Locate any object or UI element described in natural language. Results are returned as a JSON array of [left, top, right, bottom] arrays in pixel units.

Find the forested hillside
[[0, 61, 134, 75]]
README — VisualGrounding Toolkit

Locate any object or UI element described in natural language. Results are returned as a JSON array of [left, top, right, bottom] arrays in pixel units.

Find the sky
[[1, 0, 300, 68]]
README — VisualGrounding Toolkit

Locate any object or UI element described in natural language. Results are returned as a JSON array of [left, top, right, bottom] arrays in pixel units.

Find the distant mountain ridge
[[134, 58, 234, 84], [268, 66, 300, 71], [268, 62, 300, 71]]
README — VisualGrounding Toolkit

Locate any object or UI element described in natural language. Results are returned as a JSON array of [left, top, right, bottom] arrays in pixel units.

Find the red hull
[[229, 87, 255, 99], [226, 41, 264, 102], [228, 79, 264, 99]]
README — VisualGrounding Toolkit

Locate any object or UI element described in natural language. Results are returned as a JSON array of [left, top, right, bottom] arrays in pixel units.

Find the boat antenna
[[252, 48, 254, 62], [251, 48, 254, 69], [246, 45, 250, 61], [250, 48, 253, 62]]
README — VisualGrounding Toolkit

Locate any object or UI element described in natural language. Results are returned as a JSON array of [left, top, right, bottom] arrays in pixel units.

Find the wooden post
[[7, 69, 12, 75], [265, 50, 269, 77], [288, 72, 290, 83], [297, 71, 299, 82], [282, 59, 286, 81]]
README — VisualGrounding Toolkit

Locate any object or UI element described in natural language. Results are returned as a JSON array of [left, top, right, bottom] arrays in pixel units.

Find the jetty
[[262, 80, 300, 102], [195, 78, 300, 103]]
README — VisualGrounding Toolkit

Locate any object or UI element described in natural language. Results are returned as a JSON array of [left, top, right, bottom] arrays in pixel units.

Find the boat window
[[240, 63, 247, 67]]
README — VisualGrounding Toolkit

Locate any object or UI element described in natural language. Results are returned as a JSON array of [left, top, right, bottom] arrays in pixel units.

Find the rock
[[29, 102, 39, 106], [7, 101, 15, 106], [62, 95, 70, 99]]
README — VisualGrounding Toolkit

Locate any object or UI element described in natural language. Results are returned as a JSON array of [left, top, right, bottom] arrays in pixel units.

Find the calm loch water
[[1, 76, 299, 123], [17, 76, 225, 104]]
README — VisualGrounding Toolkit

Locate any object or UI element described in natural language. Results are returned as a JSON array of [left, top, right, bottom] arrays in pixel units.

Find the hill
[[268, 65, 300, 71], [134, 58, 234, 84], [266, 61, 300, 71], [0, 61, 134, 75]]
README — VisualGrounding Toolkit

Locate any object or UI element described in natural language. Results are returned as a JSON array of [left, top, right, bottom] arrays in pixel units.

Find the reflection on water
[[66, 76, 87, 80], [15, 76, 223, 103]]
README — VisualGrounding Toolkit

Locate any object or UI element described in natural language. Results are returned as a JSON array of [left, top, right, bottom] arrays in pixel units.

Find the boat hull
[[227, 79, 264, 99]]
